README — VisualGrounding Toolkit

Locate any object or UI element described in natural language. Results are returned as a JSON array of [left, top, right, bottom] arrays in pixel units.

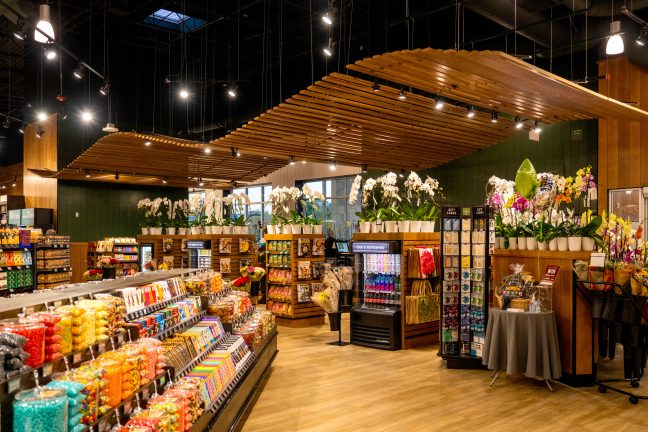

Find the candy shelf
[[34, 244, 70, 249], [124, 293, 190, 321], [154, 310, 207, 340], [190, 327, 278, 431], [171, 333, 227, 379], [35, 266, 71, 273], [0, 265, 31, 271]]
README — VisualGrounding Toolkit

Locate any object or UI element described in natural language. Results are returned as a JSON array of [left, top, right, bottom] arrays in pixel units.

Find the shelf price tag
[[73, 352, 83, 364], [42, 363, 54, 377], [98, 343, 106, 354], [8, 376, 20, 393]]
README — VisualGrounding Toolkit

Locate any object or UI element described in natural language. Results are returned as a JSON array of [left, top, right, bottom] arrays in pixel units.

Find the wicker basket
[[495, 293, 530, 311]]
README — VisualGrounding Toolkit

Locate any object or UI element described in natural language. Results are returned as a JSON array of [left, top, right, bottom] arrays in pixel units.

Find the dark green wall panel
[[427, 120, 598, 207], [57, 181, 187, 242]]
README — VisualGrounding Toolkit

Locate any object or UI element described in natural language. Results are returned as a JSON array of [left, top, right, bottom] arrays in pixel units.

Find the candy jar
[[13, 387, 68, 432], [51, 369, 100, 425], [0, 315, 46, 368], [45, 379, 87, 432], [54, 310, 73, 355], [56, 305, 88, 351], [30, 311, 64, 362]]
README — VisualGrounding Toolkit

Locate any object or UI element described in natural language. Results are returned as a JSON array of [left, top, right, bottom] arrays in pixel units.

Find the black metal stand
[[327, 311, 350, 346], [575, 276, 648, 405]]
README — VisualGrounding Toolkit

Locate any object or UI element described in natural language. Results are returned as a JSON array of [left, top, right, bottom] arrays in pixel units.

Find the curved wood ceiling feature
[[212, 49, 648, 170], [33, 132, 287, 188], [348, 48, 648, 123]]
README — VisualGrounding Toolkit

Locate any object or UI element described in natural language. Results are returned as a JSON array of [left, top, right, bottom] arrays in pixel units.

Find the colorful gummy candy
[[0, 317, 46, 368], [13, 387, 68, 432]]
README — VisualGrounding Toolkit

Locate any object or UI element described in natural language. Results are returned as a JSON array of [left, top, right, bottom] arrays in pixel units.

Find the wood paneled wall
[[598, 57, 648, 212], [70, 242, 89, 283], [0, 163, 24, 195], [23, 115, 58, 221]]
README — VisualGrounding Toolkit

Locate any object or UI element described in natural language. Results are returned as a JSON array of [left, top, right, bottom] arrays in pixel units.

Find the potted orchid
[[204, 191, 223, 235], [231, 192, 251, 234], [221, 194, 234, 234], [348, 175, 372, 233], [147, 198, 164, 235], [301, 185, 326, 234], [268, 186, 302, 234], [402, 172, 441, 232], [137, 198, 152, 234], [173, 199, 190, 234], [189, 194, 205, 234], [161, 198, 176, 234]]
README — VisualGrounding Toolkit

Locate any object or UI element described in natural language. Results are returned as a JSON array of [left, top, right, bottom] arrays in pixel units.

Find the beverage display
[[362, 253, 401, 310]]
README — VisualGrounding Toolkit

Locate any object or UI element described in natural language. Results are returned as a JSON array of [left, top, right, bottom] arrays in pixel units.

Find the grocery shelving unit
[[87, 238, 140, 276], [0, 244, 33, 295], [34, 239, 71, 290], [264, 233, 326, 322], [0, 195, 24, 225]]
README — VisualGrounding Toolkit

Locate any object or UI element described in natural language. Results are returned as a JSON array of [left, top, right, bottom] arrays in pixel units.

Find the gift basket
[[495, 263, 535, 310]]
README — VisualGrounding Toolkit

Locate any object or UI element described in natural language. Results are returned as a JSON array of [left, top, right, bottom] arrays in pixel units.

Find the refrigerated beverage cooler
[[187, 240, 212, 269], [350, 240, 402, 350], [140, 243, 154, 272]]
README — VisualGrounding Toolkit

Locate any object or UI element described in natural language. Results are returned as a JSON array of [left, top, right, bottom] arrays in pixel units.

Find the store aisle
[[241, 315, 645, 432]]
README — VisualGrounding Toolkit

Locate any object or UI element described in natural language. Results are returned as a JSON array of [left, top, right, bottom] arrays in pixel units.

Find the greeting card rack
[[264, 233, 326, 323], [439, 205, 493, 369]]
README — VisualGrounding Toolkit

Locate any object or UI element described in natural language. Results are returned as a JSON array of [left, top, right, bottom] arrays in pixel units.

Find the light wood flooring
[[241, 315, 647, 432]]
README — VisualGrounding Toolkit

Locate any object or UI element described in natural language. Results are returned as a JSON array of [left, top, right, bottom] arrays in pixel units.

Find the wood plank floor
[[241, 315, 647, 432]]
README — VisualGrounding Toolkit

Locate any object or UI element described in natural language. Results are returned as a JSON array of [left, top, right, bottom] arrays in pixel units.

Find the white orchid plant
[[204, 191, 223, 226], [223, 192, 251, 226], [300, 185, 326, 225]]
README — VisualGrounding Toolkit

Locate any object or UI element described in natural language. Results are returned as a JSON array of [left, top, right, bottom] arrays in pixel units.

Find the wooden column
[[22, 114, 58, 224], [598, 57, 648, 212]]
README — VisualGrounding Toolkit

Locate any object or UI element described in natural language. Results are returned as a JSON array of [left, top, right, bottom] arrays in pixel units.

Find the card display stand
[[439, 206, 492, 368], [264, 233, 326, 322]]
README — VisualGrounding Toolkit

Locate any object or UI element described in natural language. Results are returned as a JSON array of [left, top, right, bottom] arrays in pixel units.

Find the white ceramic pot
[[568, 236, 582, 252], [494, 237, 503, 249], [190, 226, 200, 235], [384, 221, 398, 233], [421, 220, 436, 233], [213, 226, 223, 235], [267, 225, 276, 235], [242, 226, 249, 234], [282, 225, 291, 235], [166, 227, 176, 235], [359, 222, 371, 233], [537, 241, 548, 251], [151, 227, 163, 235], [526, 237, 537, 250], [141, 227, 150, 235], [549, 238, 558, 251], [313, 224, 323, 234], [409, 221, 422, 232], [517, 237, 527, 250], [508, 237, 518, 250], [582, 237, 595, 251], [371, 222, 383, 233], [291, 224, 302, 235], [222, 226, 233, 235], [398, 220, 410, 233], [302, 224, 313, 234], [557, 237, 569, 252], [204, 226, 212, 234]]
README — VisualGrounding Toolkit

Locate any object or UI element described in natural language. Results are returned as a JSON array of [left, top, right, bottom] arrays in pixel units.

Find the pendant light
[[34, 3, 55, 43], [606, 21, 624, 55]]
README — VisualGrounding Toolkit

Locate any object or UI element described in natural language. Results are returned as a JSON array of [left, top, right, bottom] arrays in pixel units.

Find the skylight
[[144, 8, 206, 32]]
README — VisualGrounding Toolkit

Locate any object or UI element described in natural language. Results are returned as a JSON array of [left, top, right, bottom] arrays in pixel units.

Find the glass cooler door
[[361, 253, 401, 310]]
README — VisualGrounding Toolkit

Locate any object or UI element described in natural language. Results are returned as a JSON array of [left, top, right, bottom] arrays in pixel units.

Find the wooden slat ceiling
[[33, 132, 287, 189], [211, 48, 648, 170]]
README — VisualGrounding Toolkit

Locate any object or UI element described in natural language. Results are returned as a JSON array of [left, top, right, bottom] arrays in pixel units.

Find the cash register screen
[[336, 241, 350, 253]]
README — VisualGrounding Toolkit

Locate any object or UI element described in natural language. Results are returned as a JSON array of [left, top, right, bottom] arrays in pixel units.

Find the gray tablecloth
[[482, 309, 562, 380]]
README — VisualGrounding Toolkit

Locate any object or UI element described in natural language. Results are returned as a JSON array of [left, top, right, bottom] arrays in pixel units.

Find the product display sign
[[186, 240, 207, 249], [352, 241, 400, 254]]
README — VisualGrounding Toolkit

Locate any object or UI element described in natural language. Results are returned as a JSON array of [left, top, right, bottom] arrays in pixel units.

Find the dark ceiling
[[0, 0, 648, 166]]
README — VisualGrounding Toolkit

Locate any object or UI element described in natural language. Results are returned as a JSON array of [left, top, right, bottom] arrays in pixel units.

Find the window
[[144, 8, 206, 32], [230, 185, 273, 240], [302, 176, 360, 240]]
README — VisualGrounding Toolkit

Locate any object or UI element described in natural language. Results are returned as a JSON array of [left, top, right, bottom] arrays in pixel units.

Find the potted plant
[[98, 256, 119, 279], [268, 186, 301, 234], [221, 218, 233, 234], [514, 222, 529, 250], [189, 194, 205, 234], [231, 215, 248, 234], [83, 268, 104, 281], [577, 213, 602, 251], [525, 221, 537, 250], [566, 222, 582, 251], [534, 218, 551, 250], [137, 199, 152, 235], [287, 211, 303, 234], [402, 172, 441, 233], [301, 185, 325, 234], [172, 199, 190, 235]]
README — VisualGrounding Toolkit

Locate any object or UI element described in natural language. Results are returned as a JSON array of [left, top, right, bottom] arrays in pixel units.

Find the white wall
[[249, 162, 360, 187]]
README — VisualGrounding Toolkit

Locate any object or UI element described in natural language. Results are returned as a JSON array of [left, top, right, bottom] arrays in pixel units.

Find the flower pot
[[102, 267, 116, 280], [282, 225, 291, 235], [190, 226, 200, 235], [582, 237, 595, 251], [222, 226, 233, 234], [291, 224, 302, 235], [398, 220, 410, 233], [557, 237, 569, 252], [421, 220, 436, 232], [384, 221, 398, 233], [537, 241, 548, 251], [549, 238, 558, 251], [166, 227, 176, 235], [371, 222, 383, 233], [568, 236, 582, 252], [204, 226, 213, 234], [151, 227, 163, 235], [508, 237, 518, 250], [409, 221, 422, 232], [313, 224, 323, 234], [359, 222, 371, 233], [213, 226, 223, 235], [526, 237, 537, 250], [302, 224, 313, 234], [267, 225, 276, 235], [141, 227, 150, 235], [517, 237, 527, 250], [494, 237, 503, 249]]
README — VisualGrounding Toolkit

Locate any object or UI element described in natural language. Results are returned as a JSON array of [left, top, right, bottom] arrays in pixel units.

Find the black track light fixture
[[227, 85, 237, 98], [114, 171, 120, 180], [162, 177, 168, 184], [362, 164, 368, 173], [13, 19, 28, 41], [399, 169, 405, 178], [18, 123, 25, 134], [398, 89, 406, 100], [466, 106, 475, 118], [84, 169, 91, 178], [323, 37, 337, 57], [289, 155, 296, 165], [99, 81, 111, 96], [491, 111, 499, 123], [636, 27, 648, 46], [372, 81, 380, 92], [434, 97, 444, 110], [231, 147, 240, 157], [515, 116, 524, 129], [73, 62, 86, 79], [533, 120, 542, 134], [35, 126, 44, 139], [3, 117, 10, 129]]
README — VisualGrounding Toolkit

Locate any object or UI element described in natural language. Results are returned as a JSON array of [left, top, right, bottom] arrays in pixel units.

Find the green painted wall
[[427, 120, 598, 207], [58, 181, 188, 242]]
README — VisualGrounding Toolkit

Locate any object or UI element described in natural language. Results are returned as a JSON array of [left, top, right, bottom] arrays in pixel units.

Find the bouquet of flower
[[83, 269, 104, 281], [240, 266, 266, 282], [98, 256, 120, 268]]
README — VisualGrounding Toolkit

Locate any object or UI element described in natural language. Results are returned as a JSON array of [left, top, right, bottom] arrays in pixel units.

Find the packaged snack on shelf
[[29, 311, 64, 362], [13, 387, 69, 432], [0, 316, 46, 368]]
